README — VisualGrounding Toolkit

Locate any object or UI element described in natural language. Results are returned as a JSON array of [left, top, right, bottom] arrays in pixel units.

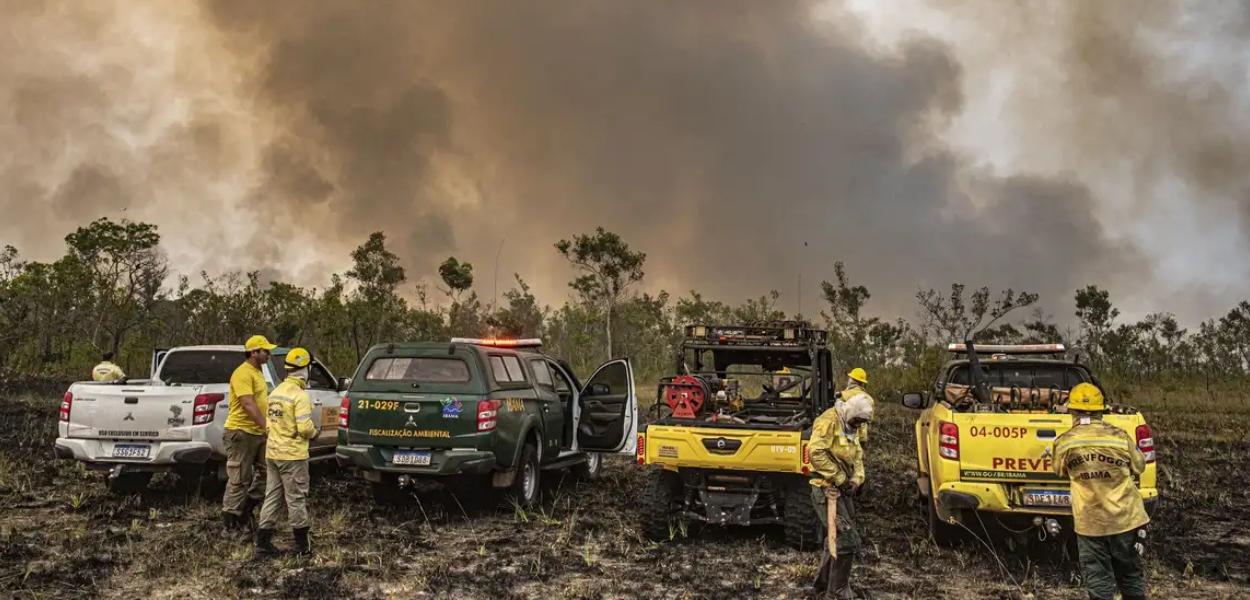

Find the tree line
[[2, 218, 1248, 394]]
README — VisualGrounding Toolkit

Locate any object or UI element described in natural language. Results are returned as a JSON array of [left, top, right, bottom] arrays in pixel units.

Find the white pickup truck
[[55, 345, 348, 493]]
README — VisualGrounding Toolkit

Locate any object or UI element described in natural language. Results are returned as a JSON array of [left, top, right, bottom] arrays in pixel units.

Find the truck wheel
[[640, 469, 683, 542], [783, 482, 823, 551], [106, 471, 153, 495], [928, 497, 962, 546], [572, 452, 602, 480], [509, 443, 541, 509], [370, 474, 404, 505]]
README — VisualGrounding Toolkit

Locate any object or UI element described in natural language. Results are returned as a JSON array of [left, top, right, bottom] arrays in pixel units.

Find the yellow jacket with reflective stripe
[[266, 377, 317, 461], [808, 406, 864, 489], [1053, 419, 1149, 536], [92, 361, 125, 382], [843, 385, 875, 443]]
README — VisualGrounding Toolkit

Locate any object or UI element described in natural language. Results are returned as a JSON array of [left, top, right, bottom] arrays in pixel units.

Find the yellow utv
[[636, 324, 831, 550], [901, 342, 1158, 548]]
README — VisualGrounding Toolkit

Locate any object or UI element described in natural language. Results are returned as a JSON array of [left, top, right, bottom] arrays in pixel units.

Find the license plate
[[1023, 489, 1070, 507], [321, 410, 338, 428], [112, 444, 151, 459], [392, 450, 432, 466]]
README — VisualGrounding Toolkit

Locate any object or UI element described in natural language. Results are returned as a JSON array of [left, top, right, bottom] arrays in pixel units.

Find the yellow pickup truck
[[637, 324, 828, 549], [901, 343, 1158, 548]]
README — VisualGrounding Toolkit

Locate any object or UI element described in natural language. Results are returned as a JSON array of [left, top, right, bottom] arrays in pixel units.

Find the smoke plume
[[2, 1, 1246, 324]]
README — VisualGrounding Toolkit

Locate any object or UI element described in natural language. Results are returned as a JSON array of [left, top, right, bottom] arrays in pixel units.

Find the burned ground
[[1, 388, 1247, 599]]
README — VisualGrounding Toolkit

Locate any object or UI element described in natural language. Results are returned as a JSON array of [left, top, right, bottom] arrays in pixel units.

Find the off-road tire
[[572, 452, 602, 480], [174, 463, 225, 498], [370, 474, 404, 505], [928, 496, 962, 546], [106, 471, 153, 495], [509, 443, 541, 509], [640, 469, 683, 542], [783, 481, 824, 551]]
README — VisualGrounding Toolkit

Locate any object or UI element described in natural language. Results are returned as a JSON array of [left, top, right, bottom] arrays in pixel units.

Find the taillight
[[192, 393, 223, 425], [60, 392, 72, 422], [477, 400, 501, 432], [1135, 424, 1155, 463], [636, 433, 646, 464], [801, 442, 811, 475], [938, 421, 959, 460], [339, 394, 351, 428]]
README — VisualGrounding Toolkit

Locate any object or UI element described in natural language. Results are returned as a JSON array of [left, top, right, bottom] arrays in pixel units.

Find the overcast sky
[[2, 1, 1247, 326]]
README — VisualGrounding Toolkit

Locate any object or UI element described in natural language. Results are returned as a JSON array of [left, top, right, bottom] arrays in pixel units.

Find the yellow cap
[[1067, 383, 1106, 412], [244, 334, 277, 352], [284, 347, 311, 369], [848, 367, 868, 384]]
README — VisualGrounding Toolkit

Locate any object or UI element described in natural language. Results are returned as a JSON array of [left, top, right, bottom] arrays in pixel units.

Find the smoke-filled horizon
[[2, 1, 1247, 326]]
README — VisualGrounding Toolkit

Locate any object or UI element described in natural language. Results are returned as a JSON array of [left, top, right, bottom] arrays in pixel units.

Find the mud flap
[[492, 468, 516, 488]]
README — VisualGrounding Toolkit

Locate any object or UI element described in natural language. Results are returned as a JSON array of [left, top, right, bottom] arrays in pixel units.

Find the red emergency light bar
[[946, 343, 1066, 355], [450, 337, 543, 348]]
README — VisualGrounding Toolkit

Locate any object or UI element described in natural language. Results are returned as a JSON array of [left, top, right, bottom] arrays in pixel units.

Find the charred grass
[[1, 387, 1247, 599]]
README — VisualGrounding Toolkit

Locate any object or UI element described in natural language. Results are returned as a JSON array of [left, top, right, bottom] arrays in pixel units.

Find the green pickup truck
[[336, 338, 638, 507]]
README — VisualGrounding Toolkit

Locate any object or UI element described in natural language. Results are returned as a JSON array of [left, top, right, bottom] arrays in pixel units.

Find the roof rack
[[685, 324, 828, 347], [450, 338, 543, 349], [946, 343, 1065, 355]]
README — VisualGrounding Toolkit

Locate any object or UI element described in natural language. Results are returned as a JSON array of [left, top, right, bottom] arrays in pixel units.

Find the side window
[[549, 362, 573, 395], [489, 356, 510, 382], [307, 362, 335, 390], [502, 356, 526, 382], [529, 359, 553, 389]]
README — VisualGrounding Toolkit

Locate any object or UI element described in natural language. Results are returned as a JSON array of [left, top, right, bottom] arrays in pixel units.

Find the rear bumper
[[934, 481, 1161, 521], [336, 444, 497, 476], [54, 437, 216, 469]]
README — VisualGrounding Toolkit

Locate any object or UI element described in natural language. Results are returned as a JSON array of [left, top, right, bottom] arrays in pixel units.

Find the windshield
[[159, 350, 244, 385]]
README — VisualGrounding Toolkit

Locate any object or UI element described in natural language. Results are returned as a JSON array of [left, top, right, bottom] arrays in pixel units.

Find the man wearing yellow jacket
[[255, 348, 319, 557], [1054, 383, 1149, 600], [808, 390, 873, 598]]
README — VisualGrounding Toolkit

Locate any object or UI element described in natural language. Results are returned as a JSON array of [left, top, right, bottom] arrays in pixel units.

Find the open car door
[[577, 358, 638, 454], [150, 348, 170, 380]]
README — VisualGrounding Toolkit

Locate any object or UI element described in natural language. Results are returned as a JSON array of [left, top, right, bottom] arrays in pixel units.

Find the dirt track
[[2, 389, 1247, 599]]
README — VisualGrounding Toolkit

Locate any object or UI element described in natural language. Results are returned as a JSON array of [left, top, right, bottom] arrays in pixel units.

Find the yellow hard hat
[[1067, 383, 1106, 412], [245, 334, 277, 352], [848, 367, 868, 384], [284, 347, 311, 369]]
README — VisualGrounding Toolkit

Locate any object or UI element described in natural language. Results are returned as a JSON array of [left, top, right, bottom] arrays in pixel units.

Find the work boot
[[239, 497, 260, 530], [292, 527, 313, 557], [221, 511, 242, 532], [832, 557, 856, 599], [813, 554, 835, 594], [253, 528, 279, 558]]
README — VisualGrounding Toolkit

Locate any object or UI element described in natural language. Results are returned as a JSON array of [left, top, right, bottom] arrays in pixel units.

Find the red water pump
[[664, 375, 708, 419]]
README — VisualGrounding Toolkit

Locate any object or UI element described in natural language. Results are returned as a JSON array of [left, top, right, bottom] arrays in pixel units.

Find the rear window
[[948, 364, 1090, 389], [366, 357, 470, 383], [160, 351, 242, 385]]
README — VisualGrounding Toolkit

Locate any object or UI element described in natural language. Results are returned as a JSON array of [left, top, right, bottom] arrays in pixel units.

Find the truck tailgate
[[67, 384, 204, 441], [346, 392, 487, 449], [644, 425, 805, 473], [954, 413, 1149, 484]]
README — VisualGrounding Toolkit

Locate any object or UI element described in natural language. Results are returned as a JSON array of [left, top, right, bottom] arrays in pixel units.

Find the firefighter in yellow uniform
[[255, 347, 319, 557], [221, 335, 275, 531], [92, 352, 126, 382], [808, 390, 873, 598], [1053, 383, 1149, 600], [841, 368, 874, 444]]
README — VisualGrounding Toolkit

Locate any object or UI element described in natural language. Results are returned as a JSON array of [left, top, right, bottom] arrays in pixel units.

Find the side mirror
[[902, 392, 928, 410], [338, 377, 353, 392], [589, 382, 611, 396]]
